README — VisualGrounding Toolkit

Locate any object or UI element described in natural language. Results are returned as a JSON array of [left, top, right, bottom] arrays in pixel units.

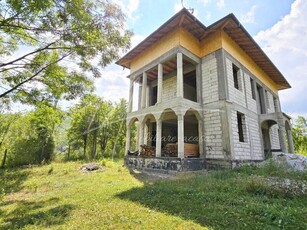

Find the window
[[237, 112, 246, 142], [250, 78, 256, 100], [232, 64, 240, 90]]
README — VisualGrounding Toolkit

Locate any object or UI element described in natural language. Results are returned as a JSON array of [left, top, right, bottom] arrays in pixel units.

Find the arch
[[159, 108, 177, 120], [285, 120, 291, 130], [142, 113, 157, 148], [184, 108, 202, 121], [261, 119, 280, 159], [128, 117, 139, 127], [261, 119, 277, 129], [184, 108, 202, 157], [126, 117, 139, 153]]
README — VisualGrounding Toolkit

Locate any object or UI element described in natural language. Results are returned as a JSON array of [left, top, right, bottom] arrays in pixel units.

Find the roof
[[116, 8, 291, 90]]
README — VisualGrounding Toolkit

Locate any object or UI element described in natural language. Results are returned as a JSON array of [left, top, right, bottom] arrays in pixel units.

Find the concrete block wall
[[248, 116, 263, 160], [162, 76, 176, 100], [201, 55, 219, 104], [266, 91, 280, 149], [230, 109, 263, 160], [226, 58, 246, 107], [266, 90, 276, 113], [244, 72, 258, 113], [204, 110, 223, 159], [270, 124, 281, 149]]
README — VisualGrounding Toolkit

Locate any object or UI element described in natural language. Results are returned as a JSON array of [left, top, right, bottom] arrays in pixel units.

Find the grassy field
[[0, 160, 307, 230]]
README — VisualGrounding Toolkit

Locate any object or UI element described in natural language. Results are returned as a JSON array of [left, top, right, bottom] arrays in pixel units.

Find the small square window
[[232, 64, 240, 90]]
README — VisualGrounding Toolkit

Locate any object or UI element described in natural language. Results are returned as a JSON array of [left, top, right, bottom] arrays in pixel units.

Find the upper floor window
[[232, 64, 241, 90], [250, 78, 256, 100]]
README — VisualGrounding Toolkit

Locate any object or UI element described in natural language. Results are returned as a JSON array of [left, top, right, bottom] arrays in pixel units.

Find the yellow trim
[[179, 28, 201, 57], [221, 31, 278, 94], [201, 30, 223, 57], [129, 26, 279, 94], [130, 28, 180, 72]]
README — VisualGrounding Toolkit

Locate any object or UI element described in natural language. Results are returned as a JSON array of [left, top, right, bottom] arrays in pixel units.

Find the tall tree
[[0, 0, 131, 105], [67, 95, 127, 160], [292, 116, 307, 155]]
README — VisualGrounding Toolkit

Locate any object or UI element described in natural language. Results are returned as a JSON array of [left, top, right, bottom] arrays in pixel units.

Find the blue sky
[[93, 0, 307, 118]]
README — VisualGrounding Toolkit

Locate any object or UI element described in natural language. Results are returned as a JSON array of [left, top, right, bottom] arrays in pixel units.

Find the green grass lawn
[[0, 160, 307, 230]]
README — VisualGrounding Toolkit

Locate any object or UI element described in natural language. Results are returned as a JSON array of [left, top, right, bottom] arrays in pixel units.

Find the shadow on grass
[[117, 169, 307, 229], [0, 197, 75, 229], [0, 168, 30, 194]]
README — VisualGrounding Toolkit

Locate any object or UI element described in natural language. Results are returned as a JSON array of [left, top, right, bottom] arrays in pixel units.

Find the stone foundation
[[125, 156, 206, 172]]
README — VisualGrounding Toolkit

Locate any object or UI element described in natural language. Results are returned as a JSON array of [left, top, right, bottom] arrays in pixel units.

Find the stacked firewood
[[139, 145, 155, 157], [162, 143, 178, 157]]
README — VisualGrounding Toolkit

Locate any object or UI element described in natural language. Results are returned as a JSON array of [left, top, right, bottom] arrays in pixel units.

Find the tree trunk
[[83, 136, 87, 159], [67, 144, 70, 161], [1, 149, 7, 168]]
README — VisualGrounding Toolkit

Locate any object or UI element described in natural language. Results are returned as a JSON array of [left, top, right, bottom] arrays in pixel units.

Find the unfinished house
[[116, 8, 294, 171]]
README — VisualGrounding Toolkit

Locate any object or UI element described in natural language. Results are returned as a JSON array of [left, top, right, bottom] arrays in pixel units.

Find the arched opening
[[261, 119, 279, 159], [126, 117, 139, 155], [143, 114, 157, 147], [184, 109, 201, 157], [160, 108, 178, 157]]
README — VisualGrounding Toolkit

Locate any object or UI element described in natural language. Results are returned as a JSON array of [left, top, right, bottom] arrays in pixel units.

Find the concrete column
[[278, 126, 288, 153], [177, 114, 184, 158], [138, 85, 142, 110], [141, 72, 147, 109], [287, 129, 295, 153], [196, 64, 202, 103], [144, 121, 149, 145], [155, 119, 162, 157], [125, 124, 131, 155], [177, 53, 184, 98], [136, 122, 140, 151], [198, 121, 204, 157], [138, 121, 144, 152], [128, 79, 134, 113], [157, 64, 163, 103]]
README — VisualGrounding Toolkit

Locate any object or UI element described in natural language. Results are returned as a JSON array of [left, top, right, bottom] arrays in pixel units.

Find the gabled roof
[[116, 8, 291, 90]]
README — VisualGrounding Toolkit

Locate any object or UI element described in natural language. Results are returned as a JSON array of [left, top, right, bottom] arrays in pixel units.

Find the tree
[[0, 0, 131, 105], [292, 116, 307, 156], [67, 95, 127, 160], [1, 104, 63, 166]]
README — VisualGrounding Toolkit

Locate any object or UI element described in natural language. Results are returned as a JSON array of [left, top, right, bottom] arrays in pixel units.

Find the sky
[[86, 0, 306, 118]]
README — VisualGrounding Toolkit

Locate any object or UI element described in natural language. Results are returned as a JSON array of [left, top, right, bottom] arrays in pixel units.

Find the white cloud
[[217, 0, 225, 9], [197, 0, 211, 5], [254, 0, 307, 116], [205, 11, 211, 21], [240, 5, 258, 24], [112, 0, 140, 19]]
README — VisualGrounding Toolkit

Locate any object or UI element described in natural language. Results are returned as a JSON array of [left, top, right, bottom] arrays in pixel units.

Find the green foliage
[[1, 104, 63, 167], [0, 0, 131, 105], [292, 116, 307, 156], [67, 94, 127, 160]]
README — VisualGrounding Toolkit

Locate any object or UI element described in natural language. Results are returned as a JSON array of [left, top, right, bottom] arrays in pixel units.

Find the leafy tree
[[292, 116, 307, 156], [67, 95, 127, 160], [2, 104, 62, 167], [0, 0, 131, 105]]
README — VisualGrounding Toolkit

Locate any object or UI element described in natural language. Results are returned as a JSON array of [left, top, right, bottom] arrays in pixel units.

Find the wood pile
[[184, 143, 199, 157], [139, 145, 155, 157], [162, 143, 178, 157]]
